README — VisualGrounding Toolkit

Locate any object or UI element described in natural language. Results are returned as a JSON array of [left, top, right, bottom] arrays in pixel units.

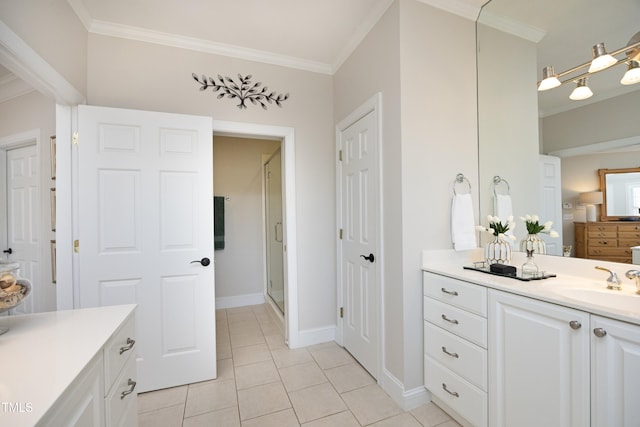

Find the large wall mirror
[[477, 0, 640, 260]]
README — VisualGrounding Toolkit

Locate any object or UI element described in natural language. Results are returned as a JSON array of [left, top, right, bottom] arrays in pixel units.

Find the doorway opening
[[212, 120, 298, 346]]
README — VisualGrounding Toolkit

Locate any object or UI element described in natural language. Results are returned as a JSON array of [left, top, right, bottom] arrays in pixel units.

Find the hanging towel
[[494, 194, 513, 222], [214, 196, 225, 250], [451, 193, 477, 251]]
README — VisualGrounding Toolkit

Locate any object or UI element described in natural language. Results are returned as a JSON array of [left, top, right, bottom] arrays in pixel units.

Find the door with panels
[[77, 105, 216, 392]]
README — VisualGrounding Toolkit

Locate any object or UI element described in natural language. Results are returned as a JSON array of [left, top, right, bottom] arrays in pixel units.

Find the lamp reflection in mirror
[[569, 78, 593, 100], [589, 42, 617, 73], [621, 60, 640, 85], [579, 191, 603, 222], [538, 66, 561, 91]]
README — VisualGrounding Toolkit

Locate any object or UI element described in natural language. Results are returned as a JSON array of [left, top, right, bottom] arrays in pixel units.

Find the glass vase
[[521, 249, 539, 278], [485, 235, 512, 264], [519, 233, 546, 255]]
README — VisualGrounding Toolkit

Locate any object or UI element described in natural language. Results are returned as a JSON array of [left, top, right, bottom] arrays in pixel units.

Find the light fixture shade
[[570, 78, 593, 100], [621, 61, 640, 85], [589, 42, 617, 73], [579, 191, 603, 205], [538, 66, 561, 91]]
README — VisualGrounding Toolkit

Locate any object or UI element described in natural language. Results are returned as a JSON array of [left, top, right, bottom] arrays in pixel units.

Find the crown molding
[[0, 73, 34, 103], [416, 0, 484, 21], [477, 10, 546, 43], [89, 20, 333, 75]]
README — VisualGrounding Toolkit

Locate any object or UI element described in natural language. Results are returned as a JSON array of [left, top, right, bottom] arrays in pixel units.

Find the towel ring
[[492, 176, 510, 196], [453, 173, 472, 195]]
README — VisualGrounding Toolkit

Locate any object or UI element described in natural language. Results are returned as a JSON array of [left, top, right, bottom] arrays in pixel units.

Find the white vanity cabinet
[[488, 289, 590, 427], [0, 305, 137, 427], [591, 315, 640, 427], [423, 272, 488, 427]]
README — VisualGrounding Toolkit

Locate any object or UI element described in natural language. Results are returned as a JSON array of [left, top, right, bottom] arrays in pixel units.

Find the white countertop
[[0, 304, 136, 426], [422, 249, 640, 326]]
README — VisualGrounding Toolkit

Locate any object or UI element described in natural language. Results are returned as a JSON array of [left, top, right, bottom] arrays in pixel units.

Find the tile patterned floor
[[138, 304, 461, 426]]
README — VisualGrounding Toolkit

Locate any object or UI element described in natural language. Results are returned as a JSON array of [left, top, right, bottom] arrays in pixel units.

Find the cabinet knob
[[569, 320, 582, 330], [593, 328, 607, 338]]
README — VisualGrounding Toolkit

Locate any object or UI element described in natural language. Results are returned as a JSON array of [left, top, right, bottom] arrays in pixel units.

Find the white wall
[[212, 135, 279, 303], [85, 33, 336, 334], [0, 90, 57, 312], [334, 0, 479, 401]]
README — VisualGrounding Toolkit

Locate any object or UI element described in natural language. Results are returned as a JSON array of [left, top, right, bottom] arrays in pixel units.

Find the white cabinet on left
[[0, 305, 137, 427]]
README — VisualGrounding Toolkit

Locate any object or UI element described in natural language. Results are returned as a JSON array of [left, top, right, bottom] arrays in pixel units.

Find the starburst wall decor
[[192, 73, 290, 110]]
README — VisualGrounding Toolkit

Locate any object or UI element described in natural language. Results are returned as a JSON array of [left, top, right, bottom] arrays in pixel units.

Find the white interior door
[[339, 109, 379, 379], [77, 105, 215, 392], [5, 144, 39, 314], [539, 155, 562, 255]]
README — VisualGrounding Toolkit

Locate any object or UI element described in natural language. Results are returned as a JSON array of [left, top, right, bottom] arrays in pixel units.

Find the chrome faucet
[[625, 270, 640, 294], [595, 266, 622, 290]]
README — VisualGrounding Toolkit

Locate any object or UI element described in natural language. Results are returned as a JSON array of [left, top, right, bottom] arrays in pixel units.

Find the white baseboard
[[215, 292, 265, 309], [288, 325, 336, 349], [379, 368, 431, 411]]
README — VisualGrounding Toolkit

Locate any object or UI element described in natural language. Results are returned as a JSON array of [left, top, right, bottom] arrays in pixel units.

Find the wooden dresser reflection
[[574, 221, 640, 263]]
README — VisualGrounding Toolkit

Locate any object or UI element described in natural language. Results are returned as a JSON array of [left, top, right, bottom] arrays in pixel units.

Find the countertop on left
[[0, 304, 136, 426]]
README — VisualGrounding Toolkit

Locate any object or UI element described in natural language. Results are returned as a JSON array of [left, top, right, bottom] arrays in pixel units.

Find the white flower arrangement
[[520, 214, 559, 238], [476, 215, 517, 241]]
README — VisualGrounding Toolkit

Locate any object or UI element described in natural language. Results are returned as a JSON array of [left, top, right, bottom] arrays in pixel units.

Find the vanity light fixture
[[588, 42, 617, 73], [537, 31, 640, 100], [538, 66, 561, 91], [569, 78, 593, 101], [621, 60, 640, 85]]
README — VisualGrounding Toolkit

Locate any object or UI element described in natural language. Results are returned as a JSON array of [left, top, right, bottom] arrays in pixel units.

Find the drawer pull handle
[[442, 383, 459, 398], [441, 346, 459, 358], [120, 379, 137, 400], [441, 314, 459, 325], [120, 337, 136, 355], [440, 287, 459, 296]]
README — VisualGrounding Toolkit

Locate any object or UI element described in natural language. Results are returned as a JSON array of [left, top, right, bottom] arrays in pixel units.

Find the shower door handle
[[275, 222, 283, 242]]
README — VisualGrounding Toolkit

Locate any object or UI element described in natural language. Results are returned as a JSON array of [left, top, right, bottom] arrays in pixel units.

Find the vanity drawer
[[424, 297, 487, 348], [105, 354, 138, 427], [425, 355, 487, 427], [104, 314, 136, 395], [424, 321, 487, 390], [423, 272, 487, 316], [588, 246, 631, 257]]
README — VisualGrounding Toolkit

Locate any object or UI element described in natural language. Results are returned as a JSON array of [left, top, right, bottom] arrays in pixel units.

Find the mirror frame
[[598, 167, 640, 221]]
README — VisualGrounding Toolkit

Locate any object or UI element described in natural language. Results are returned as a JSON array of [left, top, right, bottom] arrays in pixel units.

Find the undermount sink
[[553, 287, 640, 313]]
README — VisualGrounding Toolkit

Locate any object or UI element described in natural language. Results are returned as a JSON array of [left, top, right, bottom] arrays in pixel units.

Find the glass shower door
[[265, 148, 284, 313]]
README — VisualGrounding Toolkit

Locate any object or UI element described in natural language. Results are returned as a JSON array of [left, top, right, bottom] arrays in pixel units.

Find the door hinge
[[73, 240, 79, 253], [340, 307, 344, 318], [72, 132, 79, 145], [338, 150, 342, 161], [339, 228, 343, 239]]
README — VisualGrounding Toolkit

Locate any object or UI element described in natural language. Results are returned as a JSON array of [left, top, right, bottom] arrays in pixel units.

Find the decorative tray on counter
[[463, 263, 556, 282]]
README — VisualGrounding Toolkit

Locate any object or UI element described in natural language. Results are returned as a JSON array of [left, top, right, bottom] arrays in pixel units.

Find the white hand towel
[[494, 194, 513, 221], [451, 193, 477, 251]]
